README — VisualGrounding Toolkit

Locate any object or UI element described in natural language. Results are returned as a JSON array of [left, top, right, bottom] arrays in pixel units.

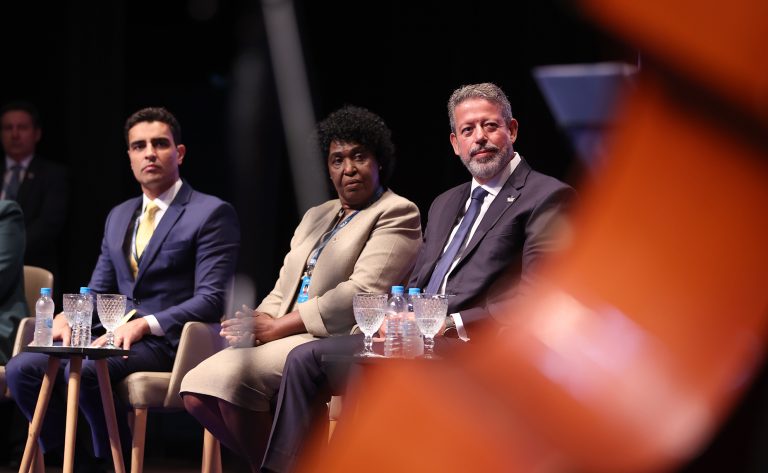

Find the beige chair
[[23, 265, 54, 318], [0, 317, 35, 398], [118, 321, 225, 473], [328, 396, 343, 441]]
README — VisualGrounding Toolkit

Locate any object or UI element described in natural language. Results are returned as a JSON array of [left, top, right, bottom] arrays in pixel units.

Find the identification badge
[[297, 275, 311, 303]]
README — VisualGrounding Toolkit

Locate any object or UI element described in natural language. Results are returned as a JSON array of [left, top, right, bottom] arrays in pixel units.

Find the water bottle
[[402, 288, 425, 358], [33, 288, 54, 347], [383, 286, 406, 358], [75, 287, 93, 347]]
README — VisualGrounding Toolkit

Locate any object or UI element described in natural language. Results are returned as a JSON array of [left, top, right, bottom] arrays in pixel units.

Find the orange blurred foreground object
[[296, 0, 768, 471], [298, 75, 768, 473]]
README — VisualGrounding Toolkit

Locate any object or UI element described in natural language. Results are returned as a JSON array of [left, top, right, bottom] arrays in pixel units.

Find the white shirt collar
[[470, 152, 521, 196], [5, 155, 34, 170], [142, 179, 183, 212]]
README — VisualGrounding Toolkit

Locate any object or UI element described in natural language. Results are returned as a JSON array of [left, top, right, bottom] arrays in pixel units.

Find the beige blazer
[[257, 189, 422, 336]]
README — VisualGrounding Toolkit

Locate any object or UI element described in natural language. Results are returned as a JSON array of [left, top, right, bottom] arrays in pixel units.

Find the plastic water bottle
[[383, 286, 406, 358], [402, 288, 425, 358], [406, 287, 420, 312], [33, 288, 54, 346], [75, 287, 93, 347]]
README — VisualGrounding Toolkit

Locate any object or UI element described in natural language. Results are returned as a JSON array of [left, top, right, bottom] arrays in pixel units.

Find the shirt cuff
[[450, 312, 470, 342], [143, 315, 164, 336]]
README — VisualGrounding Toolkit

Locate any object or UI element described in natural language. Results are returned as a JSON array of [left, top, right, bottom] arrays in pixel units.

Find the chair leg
[[201, 429, 222, 473], [29, 446, 44, 473], [131, 407, 148, 473]]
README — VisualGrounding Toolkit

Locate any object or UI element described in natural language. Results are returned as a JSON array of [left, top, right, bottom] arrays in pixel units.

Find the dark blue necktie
[[4, 164, 22, 201], [425, 186, 489, 294]]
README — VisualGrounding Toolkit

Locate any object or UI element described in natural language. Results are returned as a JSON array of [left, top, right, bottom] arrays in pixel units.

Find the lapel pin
[[507, 196, 516, 203]]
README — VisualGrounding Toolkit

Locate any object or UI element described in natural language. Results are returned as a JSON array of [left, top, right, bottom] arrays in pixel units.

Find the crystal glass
[[352, 293, 388, 357], [412, 293, 448, 359], [62, 293, 80, 347], [96, 293, 127, 349]]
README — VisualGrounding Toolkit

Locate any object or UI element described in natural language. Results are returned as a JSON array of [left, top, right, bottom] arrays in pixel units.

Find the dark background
[[1, 0, 632, 301]]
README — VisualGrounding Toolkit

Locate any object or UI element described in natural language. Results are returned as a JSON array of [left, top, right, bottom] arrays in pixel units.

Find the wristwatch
[[442, 314, 457, 335]]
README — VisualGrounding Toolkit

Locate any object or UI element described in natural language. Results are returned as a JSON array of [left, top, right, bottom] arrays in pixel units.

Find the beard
[[460, 144, 513, 181]]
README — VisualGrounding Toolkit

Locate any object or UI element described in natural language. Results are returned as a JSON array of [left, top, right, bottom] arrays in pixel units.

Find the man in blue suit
[[6, 107, 240, 469]]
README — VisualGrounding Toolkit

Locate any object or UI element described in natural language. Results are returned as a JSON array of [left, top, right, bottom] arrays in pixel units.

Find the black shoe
[[74, 450, 108, 473]]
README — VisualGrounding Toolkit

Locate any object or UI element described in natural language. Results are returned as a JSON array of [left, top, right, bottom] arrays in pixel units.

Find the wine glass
[[412, 293, 448, 359], [61, 293, 80, 347], [352, 293, 388, 357], [96, 293, 127, 349]]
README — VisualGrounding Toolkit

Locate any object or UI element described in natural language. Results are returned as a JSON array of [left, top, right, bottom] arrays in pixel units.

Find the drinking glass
[[352, 293, 388, 357], [96, 293, 127, 349], [62, 293, 80, 347], [412, 293, 448, 359]]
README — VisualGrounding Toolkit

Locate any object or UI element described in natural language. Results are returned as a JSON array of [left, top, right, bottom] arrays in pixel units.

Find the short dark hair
[[124, 107, 182, 145], [316, 105, 396, 186], [447, 82, 513, 133], [0, 101, 42, 129]]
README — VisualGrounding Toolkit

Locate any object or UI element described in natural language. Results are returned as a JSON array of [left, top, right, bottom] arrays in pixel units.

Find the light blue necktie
[[425, 186, 488, 294], [4, 164, 22, 201]]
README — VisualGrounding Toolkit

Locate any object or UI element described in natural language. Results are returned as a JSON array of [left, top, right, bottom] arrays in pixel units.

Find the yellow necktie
[[131, 202, 160, 278]]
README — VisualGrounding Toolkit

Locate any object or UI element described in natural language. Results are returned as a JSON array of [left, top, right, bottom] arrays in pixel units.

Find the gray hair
[[447, 82, 513, 132]]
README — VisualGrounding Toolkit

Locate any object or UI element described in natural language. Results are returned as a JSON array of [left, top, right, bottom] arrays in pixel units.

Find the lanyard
[[304, 186, 385, 276], [305, 209, 358, 276]]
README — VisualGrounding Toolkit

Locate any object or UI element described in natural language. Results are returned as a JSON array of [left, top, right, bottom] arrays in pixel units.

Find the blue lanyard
[[304, 186, 385, 276], [305, 209, 358, 276]]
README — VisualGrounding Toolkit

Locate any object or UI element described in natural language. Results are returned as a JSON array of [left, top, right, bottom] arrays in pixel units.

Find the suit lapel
[[134, 184, 192, 284], [459, 159, 532, 263], [280, 203, 339, 313], [113, 197, 142, 280], [417, 184, 470, 288]]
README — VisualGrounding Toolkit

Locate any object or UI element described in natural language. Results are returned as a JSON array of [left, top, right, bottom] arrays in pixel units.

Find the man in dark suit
[[0, 101, 69, 281], [259, 83, 576, 472], [5, 107, 240, 469], [0, 200, 26, 364]]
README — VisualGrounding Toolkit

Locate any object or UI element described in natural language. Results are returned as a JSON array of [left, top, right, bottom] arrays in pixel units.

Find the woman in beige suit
[[180, 105, 422, 470]]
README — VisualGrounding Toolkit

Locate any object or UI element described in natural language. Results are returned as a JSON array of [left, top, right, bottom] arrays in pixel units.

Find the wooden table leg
[[95, 359, 126, 473], [18, 356, 61, 473], [62, 356, 82, 473]]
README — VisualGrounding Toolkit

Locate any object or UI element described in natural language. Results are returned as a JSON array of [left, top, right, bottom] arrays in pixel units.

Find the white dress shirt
[[439, 153, 521, 340], [138, 178, 183, 336]]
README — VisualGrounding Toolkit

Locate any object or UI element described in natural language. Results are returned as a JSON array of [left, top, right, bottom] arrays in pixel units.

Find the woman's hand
[[221, 305, 258, 348], [251, 311, 283, 343], [221, 307, 307, 346]]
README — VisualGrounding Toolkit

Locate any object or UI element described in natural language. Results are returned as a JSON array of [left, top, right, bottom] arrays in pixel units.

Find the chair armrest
[[13, 317, 35, 356], [163, 321, 226, 409]]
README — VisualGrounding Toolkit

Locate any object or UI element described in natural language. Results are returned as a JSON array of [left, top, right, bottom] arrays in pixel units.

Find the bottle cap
[[79, 287, 91, 294], [407, 288, 421, 295], [40, 287, 51, 296], [391, 285, 404, 294]]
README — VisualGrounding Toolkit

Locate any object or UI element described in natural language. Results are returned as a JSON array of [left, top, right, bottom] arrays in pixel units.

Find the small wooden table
[[18, 346, 131, 473]]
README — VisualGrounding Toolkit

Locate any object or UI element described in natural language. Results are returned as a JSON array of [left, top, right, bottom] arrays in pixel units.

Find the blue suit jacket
[[408, 157, 576, 336], [87, 182, 240, 349]]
